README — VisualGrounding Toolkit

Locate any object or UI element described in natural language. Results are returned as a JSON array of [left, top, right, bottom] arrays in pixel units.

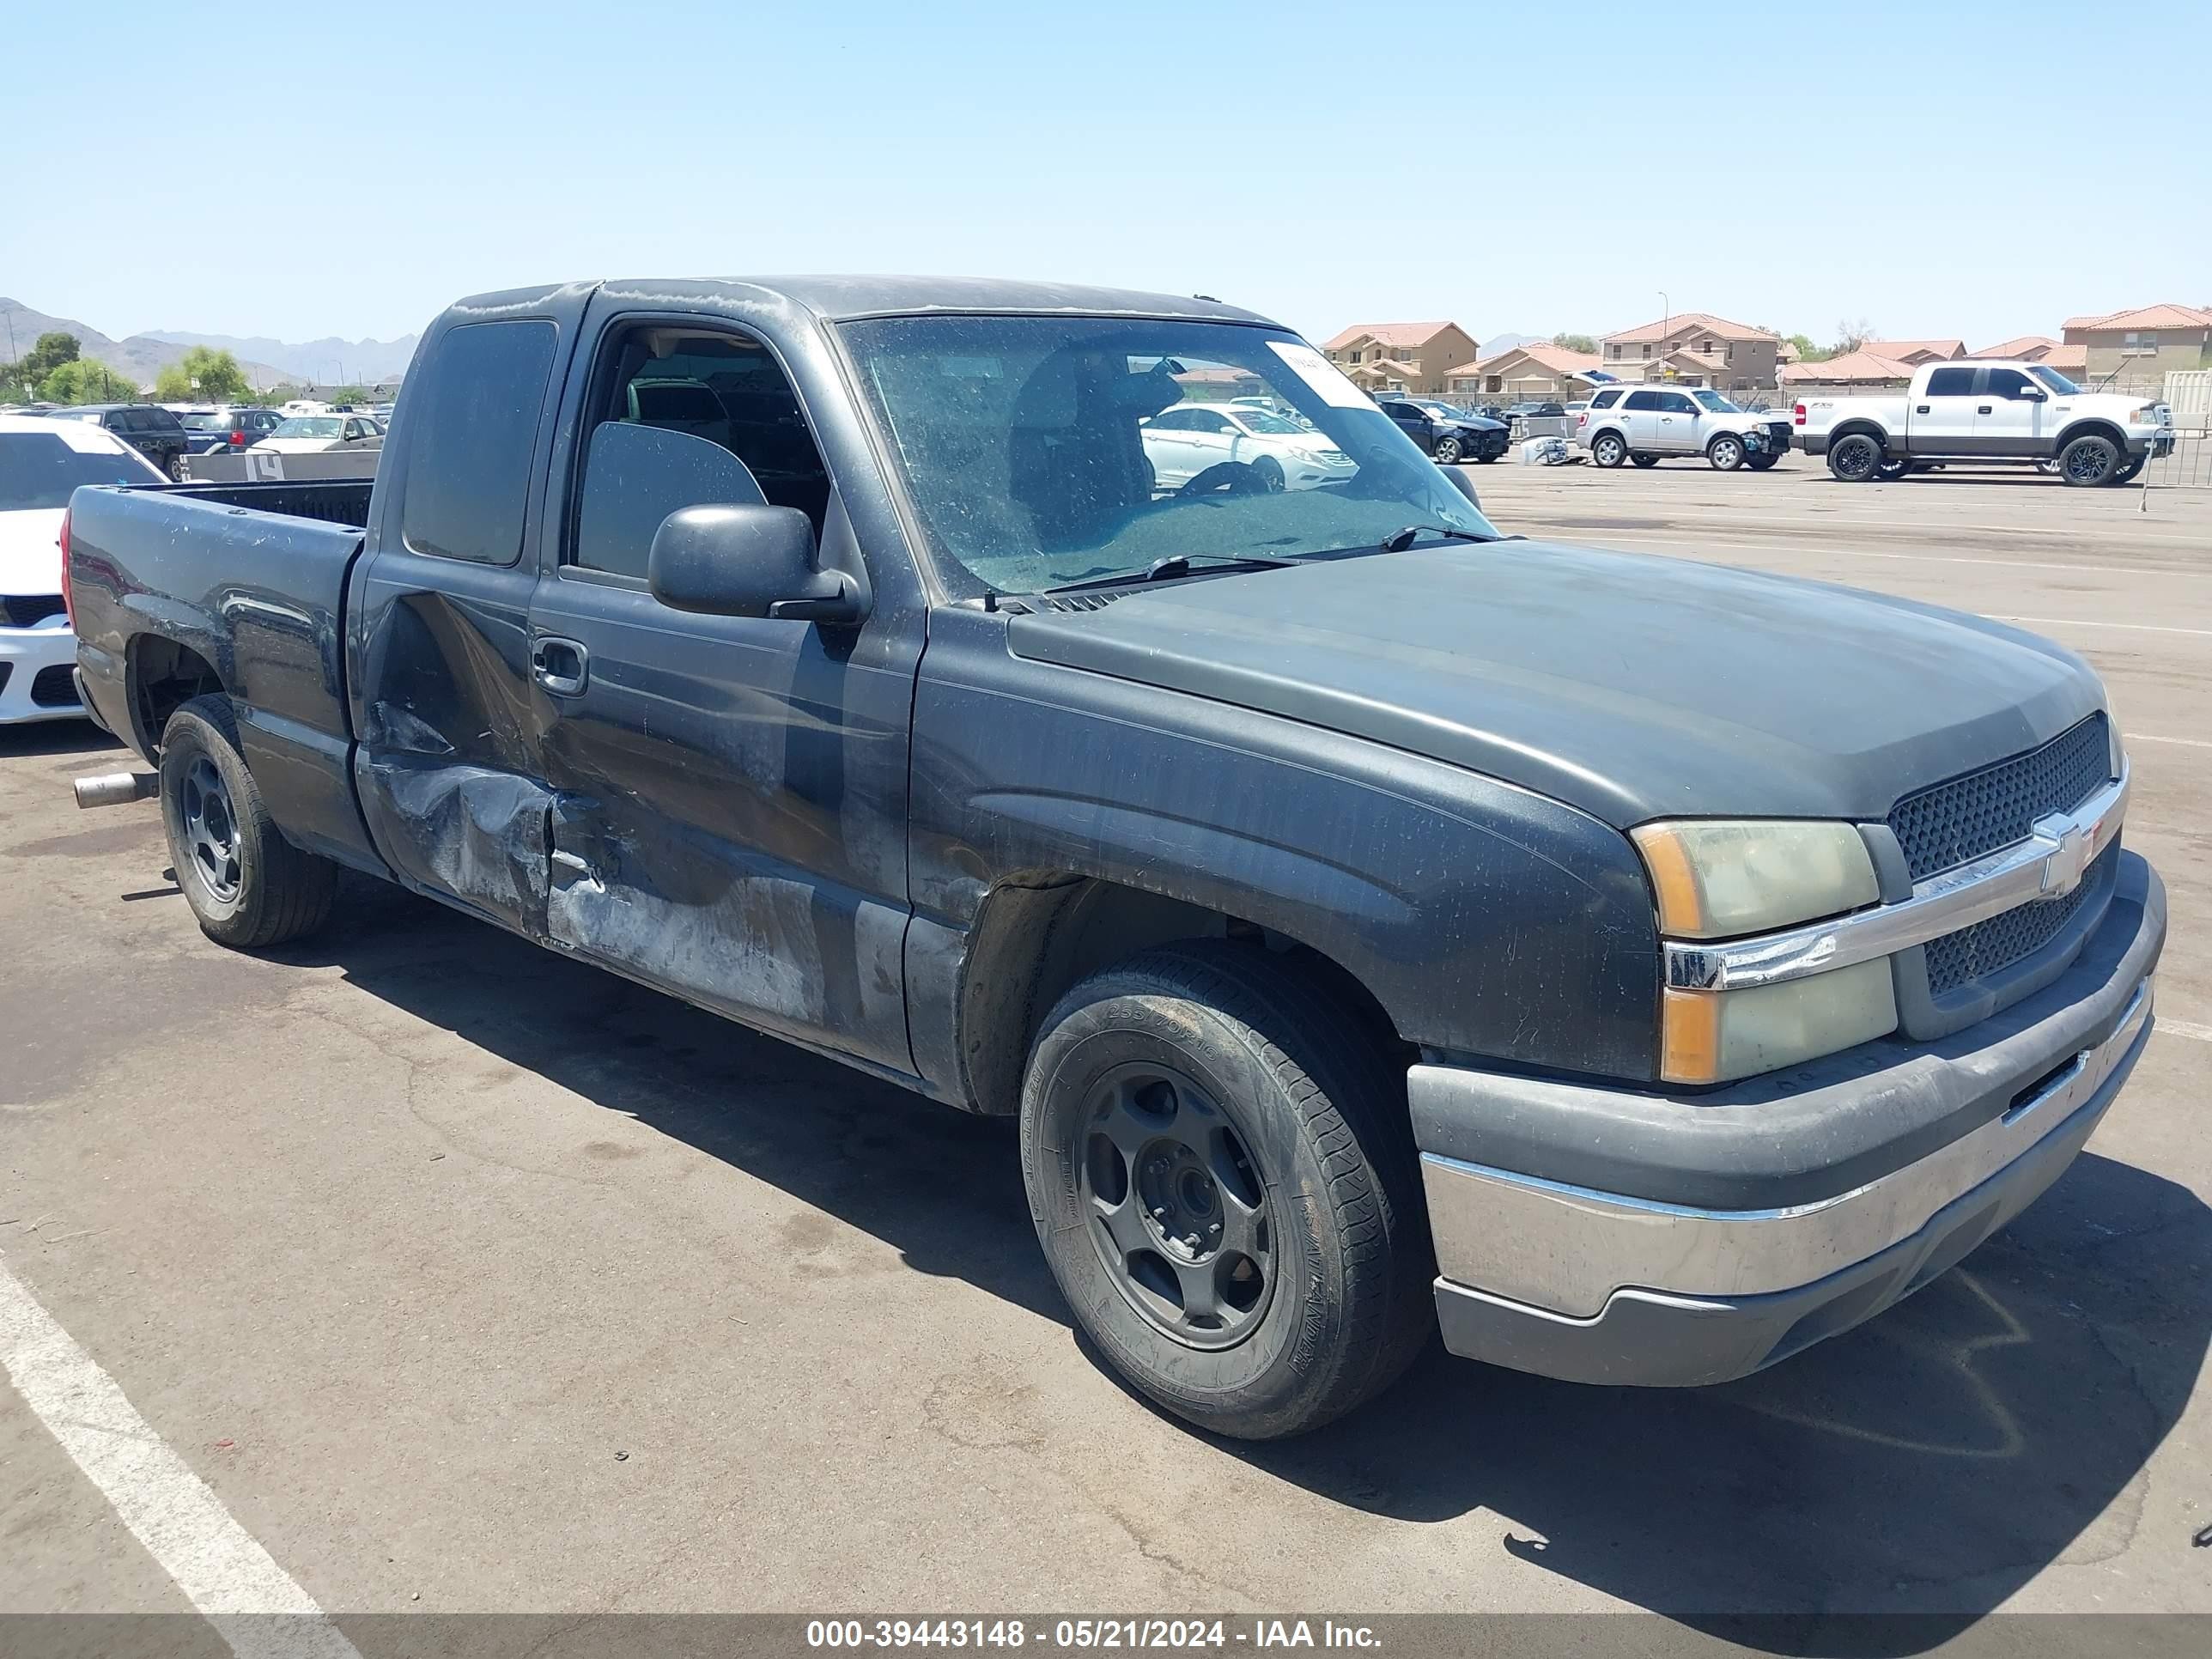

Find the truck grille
[[1887, 715, 2111, 881], [1, 594, 68, 629], [1923, 848, 2107, 996]]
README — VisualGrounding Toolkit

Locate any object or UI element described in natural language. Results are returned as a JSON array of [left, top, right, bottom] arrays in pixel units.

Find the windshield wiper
[[1378, 524, 1500, 553], [1042, 553, 1295, 594]]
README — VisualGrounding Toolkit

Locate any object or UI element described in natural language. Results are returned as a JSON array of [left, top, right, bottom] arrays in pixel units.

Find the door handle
[[1917, 405, 1929, 414], [1978, 405, 1993, 415], [532, 636, 589, 696]]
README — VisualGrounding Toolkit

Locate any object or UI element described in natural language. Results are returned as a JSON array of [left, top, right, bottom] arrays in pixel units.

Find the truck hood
[[1004, 541, 2103, 827], [0, 507, 66, 599]]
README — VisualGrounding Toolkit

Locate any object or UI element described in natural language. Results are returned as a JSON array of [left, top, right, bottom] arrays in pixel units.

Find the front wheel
[[2058, 434, 2119, 486], [2109, 454, 2146, 486], [1630, 453, 1659, 469], [1432, 434, 1462, 465], [1706, 434, 1746, 472], [159, 694, 339, 948], [1590, 431, 1626, 468], [1746, 452, 1779, 471], [1020, 942, 1431, 1440], [1250, 454, 1285, 492]]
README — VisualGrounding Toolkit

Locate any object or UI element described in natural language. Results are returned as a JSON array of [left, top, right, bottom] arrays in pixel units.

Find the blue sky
[[6, 0, 2207, 349]]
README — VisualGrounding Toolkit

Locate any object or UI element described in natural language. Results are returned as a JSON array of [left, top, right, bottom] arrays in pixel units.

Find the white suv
[[1577, 386, 1794, 472]]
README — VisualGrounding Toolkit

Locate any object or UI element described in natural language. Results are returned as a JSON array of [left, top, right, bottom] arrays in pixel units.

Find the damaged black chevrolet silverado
[[63, 279, 2164, 1439]]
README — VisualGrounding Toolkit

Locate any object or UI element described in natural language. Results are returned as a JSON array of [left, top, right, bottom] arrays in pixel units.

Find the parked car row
[[0, 402, 386, 472]]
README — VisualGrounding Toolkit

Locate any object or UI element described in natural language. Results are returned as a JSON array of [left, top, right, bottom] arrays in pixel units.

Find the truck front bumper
[[1415, 853, 2165, 1387]]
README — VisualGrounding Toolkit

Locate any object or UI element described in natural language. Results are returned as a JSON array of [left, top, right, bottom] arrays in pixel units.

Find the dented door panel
[[528, 571, 918, 1071]]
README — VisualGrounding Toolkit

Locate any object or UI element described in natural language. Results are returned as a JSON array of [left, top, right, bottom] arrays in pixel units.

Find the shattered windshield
[[840, 315, 1498, 596]]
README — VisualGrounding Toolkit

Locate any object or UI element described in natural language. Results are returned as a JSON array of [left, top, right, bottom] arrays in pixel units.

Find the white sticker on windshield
[[1267, 340, 1377, 410], [51, 422, 120, 453]]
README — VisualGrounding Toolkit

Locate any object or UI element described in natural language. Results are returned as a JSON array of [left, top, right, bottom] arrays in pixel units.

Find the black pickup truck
[[64, 277, 2165, 1440]]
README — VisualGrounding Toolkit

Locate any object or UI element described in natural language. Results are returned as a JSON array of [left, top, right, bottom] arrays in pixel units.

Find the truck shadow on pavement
[[292, 881, 2209, 1653]]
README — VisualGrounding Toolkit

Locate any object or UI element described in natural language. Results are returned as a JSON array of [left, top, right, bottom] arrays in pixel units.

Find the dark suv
[[45, 404, 191, 479], [178, 406, 285, 457], [1377, 396, 1510, 464]]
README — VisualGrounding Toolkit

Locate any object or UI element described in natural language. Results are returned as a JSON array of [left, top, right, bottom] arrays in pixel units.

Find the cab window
[[1925, 367, 1976, 397], [1985, 368, 2036, 398], [1623, 390, 1662, 410], [567, 325, 831, 580]]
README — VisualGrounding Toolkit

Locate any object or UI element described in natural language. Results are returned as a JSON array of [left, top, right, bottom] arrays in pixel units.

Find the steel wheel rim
[[181, 755, 242, 902], [1077, 1063, 1275, 1351]]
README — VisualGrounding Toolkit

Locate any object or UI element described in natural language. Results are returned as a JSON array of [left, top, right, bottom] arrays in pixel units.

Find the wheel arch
[[2055, 418, 2129, 455], [127, 635, 228, 757], [1826, 419, 1891, 453], [951, 872, 1404, 1118]]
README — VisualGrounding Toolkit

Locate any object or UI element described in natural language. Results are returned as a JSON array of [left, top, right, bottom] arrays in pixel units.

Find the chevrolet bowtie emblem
[[2038, 815, 2094, 896]]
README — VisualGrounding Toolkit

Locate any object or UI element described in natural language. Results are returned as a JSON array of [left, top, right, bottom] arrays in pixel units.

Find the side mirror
[[1442, 467, 1482, 507], [2016, 387, 2046, 402], [647, 503, 865, 625]]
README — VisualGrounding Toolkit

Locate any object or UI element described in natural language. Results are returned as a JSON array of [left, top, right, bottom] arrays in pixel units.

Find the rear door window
[[398, 319, 559, 564], [1925, 367, 1975, 397], [1623, 390, 1662, 410]]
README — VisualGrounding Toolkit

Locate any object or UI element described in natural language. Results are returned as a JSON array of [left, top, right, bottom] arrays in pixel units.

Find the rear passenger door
[[349, 295, 587, 939], [521, 309, 920, 1073], [1912, 364, 1979, 455]]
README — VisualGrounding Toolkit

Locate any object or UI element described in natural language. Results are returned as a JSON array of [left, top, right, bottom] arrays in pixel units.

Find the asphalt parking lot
[[3, 456, 2209, 1646]]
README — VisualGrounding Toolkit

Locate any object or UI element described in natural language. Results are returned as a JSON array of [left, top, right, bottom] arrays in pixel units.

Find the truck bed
[[67, 478, 380, 872]]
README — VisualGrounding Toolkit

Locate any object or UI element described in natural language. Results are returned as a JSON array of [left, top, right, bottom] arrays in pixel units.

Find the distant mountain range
[[1, 298, 416, 391]]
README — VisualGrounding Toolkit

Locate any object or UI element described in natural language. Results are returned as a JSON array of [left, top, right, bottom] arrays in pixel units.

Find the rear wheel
[[1590, 432, 1626, 468], [1630, 453, 1659, 469], [1020, 942, 1431, 1440], [1746, 452, 1779, 471], [159, 694, 339, 949], [2058, 434, 2118, 486], [1828, 433, 1883, 482], [1706, 434, 1746, 472]]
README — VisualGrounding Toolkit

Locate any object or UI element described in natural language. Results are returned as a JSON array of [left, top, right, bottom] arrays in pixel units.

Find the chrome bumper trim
[[1667, 763, 2129, 991], [1421, 977, 2151, 1319]]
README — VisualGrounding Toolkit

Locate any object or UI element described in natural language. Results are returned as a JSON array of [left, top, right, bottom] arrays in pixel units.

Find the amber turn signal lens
[[1661, 988, 1722, 1085]]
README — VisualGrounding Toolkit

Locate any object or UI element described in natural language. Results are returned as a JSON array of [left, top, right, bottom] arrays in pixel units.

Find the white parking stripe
[[1994, 616, 2212, 638], [2160, 1019, 2212, 1044], [0, 1253, 362, 1659], [2130, 733, 2212, 750]]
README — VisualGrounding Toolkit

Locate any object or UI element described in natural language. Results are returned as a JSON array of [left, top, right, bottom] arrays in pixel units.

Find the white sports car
[[1141, 403, 1356, 492]]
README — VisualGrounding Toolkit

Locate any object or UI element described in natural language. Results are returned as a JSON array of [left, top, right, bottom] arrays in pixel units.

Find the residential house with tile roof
[[1321, 322, 1480, 394], [1598, 313, 1781, 390], [2060, 304, 2212, 386], [1444, 342, 1604, 402]]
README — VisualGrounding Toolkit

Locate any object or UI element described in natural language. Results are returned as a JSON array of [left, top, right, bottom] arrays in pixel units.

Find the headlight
[[2129, 406, 2158, 424], [1633, 819, 1892, 1085], [1662, 962, 1898, 1085], [1630, 818, 1879, 938]]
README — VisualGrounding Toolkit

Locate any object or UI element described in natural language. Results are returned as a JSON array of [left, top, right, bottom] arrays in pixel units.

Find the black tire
[[2058, 434, 2119, 486], [1630, 453, 1659, 468], [1590, 431, 1626, 468], [1020, 941, 1431, 1440], [1876, 458, 1912, 481], [1706, 434, 1746, 472], [1432, 434, 1462, 465], [1745, 452, 1779, 471], [158, 694, 338, 949], [2109, 454, 2146, 486], [1251, 454, 1285, 492], [1828, 433, 1883, 482]]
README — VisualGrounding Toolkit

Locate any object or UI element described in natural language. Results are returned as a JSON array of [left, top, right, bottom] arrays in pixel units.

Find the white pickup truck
[[1796, 360, 2172, 486]]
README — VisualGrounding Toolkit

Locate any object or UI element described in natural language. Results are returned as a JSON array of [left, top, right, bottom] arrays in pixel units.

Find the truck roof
[[442, 276, 1277, 328]]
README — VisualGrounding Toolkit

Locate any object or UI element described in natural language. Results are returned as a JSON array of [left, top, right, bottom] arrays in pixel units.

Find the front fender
[[906, 607, 1662, 1088]]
